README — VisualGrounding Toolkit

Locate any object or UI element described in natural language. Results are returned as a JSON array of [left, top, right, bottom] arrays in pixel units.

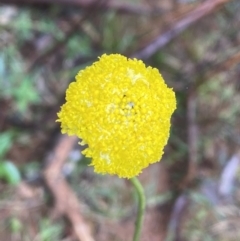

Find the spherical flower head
[[57, 54, 176, 178]]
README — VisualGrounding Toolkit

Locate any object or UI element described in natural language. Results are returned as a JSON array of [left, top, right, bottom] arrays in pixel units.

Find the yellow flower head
[[57, 54, 176, 178]]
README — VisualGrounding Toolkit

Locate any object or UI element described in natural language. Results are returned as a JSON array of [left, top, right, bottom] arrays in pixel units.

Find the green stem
[[130, 177, 146, 241]]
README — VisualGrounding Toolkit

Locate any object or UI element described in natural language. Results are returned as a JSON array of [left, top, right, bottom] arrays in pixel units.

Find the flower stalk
[[130, 177, 146, 241]]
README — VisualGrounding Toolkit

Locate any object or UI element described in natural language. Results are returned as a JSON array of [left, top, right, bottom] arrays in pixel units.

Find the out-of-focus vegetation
[[0, 0, 240, 240]]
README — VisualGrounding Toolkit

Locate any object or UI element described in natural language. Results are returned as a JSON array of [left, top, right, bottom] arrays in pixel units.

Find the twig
[[43, 135, 95, 241], [164, 194, 189, 241], [219, 155, 240, 198], [185, 89, 198, 185], [133, 0, 232, 60]]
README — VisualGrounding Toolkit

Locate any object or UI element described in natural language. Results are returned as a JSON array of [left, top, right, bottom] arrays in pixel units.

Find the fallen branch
[[43, 135, 95, 241]]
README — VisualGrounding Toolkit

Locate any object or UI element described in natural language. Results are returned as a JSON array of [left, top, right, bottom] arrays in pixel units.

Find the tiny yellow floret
[[57, 54, 176, 178]]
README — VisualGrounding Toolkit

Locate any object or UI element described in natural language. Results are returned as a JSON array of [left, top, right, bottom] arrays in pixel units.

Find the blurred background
[[0, 0, 240, 240]]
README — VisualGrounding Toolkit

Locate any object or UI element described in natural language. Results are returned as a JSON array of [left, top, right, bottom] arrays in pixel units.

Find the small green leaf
[[13, 77, 39, 113], [0, 131, 14, 159], [0, 161, 21, 185], [9, 217, 23, 233]]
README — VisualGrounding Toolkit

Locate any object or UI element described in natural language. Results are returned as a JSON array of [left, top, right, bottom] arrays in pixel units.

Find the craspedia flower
[[57, 54, 176, 178]]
